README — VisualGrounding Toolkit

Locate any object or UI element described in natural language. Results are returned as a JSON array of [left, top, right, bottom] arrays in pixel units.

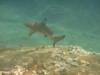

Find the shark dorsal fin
[[43, 18, 47, 22], [40, 18, 47, 26]]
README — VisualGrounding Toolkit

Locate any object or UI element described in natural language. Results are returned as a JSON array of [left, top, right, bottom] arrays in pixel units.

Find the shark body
[[24, 21, 53, 37]]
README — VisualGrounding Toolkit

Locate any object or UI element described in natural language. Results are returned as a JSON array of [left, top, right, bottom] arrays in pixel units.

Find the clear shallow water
[[0, 0, 100, 52]]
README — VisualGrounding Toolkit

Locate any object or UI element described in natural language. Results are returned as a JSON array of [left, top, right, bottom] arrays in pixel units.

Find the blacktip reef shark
[[24, 19, 65, 47], [24, 18, 53, 37]]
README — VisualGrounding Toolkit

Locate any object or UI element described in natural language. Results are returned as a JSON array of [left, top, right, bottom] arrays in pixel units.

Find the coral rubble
[[0, 46, 100, 75]]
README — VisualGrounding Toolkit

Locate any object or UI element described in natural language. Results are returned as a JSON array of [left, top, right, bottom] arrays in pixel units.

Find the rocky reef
[[0, 46, 100, 75]]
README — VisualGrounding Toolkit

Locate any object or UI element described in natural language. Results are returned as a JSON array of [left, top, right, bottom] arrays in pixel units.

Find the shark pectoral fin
[[28, 31, 34, 36], [44, 34, 47, 37]]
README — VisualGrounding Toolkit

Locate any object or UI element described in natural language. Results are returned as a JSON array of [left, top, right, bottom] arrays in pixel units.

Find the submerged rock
[[0, 46, 100, 75]]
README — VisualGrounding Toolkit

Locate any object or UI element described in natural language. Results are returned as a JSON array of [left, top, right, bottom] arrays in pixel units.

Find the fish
[[49, 35, 65, 47], [24, 19, 53, 37], [24, 19, 65, 47]]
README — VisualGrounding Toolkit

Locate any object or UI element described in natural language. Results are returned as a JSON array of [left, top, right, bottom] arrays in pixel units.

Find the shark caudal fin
[[50, 35, 65, 47]]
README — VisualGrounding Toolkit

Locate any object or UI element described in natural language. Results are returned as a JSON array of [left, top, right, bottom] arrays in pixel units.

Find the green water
[[0, 0, 100, 52]]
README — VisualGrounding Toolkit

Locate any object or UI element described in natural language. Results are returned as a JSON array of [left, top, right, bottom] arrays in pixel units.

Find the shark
[[24, 19, 65, 47], [24, 19, 53, 37]]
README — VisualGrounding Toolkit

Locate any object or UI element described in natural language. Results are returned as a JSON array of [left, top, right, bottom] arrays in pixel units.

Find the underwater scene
[[0, 0, 100, 75]]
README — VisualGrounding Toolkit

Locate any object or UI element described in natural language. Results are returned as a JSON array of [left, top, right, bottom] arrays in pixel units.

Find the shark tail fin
[[49, 35, 65, 47]]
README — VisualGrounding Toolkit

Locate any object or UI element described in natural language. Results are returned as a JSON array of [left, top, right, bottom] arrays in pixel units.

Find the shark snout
[[24, 22, 33, 28]]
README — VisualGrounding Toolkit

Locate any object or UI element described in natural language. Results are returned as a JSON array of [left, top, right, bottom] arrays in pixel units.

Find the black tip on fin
[[43, 18, 47, 22]]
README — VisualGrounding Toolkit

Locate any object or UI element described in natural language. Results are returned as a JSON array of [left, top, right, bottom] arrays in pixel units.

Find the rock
[[0, 46, 100, 75]]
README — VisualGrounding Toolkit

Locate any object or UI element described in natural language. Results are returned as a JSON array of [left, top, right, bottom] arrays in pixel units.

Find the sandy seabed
[[0, 45, 100, 75]]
